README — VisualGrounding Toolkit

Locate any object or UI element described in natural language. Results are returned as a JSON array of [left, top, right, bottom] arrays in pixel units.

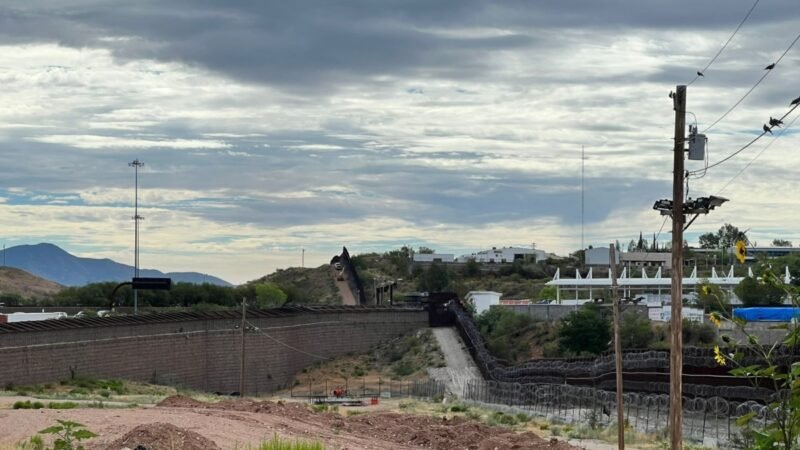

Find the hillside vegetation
[[256, 265, 341, 304], [0, 266, 63, 301]]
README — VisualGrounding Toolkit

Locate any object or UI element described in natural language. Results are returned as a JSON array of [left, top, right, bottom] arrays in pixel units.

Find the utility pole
[[302, 248, 305, 268], [670, 85, 687, 450], [128, 159, 144, 315], [609, 244, 624, 450], [240, 298, 247, 396]]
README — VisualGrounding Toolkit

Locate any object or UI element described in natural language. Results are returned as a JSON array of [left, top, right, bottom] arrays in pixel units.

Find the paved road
[[429, 327, 483, 397]]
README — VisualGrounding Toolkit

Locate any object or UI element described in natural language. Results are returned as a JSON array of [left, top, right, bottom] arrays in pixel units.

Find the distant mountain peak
[[0, 243, 232, 287]]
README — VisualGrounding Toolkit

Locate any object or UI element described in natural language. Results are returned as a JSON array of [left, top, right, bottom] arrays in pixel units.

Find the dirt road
[[332, 267, 358, 305], [429, 327, 483, 397]]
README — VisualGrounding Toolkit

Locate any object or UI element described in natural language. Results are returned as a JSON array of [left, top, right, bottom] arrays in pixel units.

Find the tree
[[476, 308, 536, 362], [418, 246, 435, 254], [627, 240, 636, 252], [558, 304, 611, 356], [462, 258, 480, 277], [699, 223, 748, 249], [254, 282, 287, 308], [772, 239, 792, 247], [698, 232, 720, 249], [538, 285, 557, 301], [416, 263, 451, 292], [619, 311, 654, 349], [735, 276, 785, 306]]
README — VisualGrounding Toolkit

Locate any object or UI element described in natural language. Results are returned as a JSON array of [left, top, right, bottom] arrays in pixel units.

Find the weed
[[514, 413, 530, 423], [550, 426, 562, 437], [488, 411, 518, 427], [241, 434, 325, 449], [345, 410, 362, 417], [398, 400, 416, 410], [38, 419, 97, 450], [311, 404, 329, 413]]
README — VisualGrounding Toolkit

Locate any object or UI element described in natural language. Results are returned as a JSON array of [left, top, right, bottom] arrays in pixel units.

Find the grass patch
[[242, 434, 325, 450]]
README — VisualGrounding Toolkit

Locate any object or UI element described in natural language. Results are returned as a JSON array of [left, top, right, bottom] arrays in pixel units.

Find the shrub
[[558, 305, 610, 355], [489, 412, 518, 427], [48, 402, 79, 410], [619, 311, 654, 349], [449, 403, 469, 413], [251, 434, 325, 450]]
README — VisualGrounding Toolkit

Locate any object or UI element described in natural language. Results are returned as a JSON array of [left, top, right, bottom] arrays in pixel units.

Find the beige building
[[620, 251, 672, 270]]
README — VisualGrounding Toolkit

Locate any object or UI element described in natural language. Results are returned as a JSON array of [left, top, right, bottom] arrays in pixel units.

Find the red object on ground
[[370, 397, 379, 405]]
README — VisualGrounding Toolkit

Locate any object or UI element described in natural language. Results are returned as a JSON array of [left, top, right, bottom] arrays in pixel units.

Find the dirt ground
[[0, 396, 580, 450]]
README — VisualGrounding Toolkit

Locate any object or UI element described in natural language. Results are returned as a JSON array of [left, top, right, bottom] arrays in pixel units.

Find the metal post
[[670, 84, 687, 450], [610, 245, 624, 450], [239, 298, 247, 396], [128, 159, 144, 315]]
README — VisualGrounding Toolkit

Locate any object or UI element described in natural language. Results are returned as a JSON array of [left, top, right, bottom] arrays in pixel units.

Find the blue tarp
[[733, 307, 800, 322]]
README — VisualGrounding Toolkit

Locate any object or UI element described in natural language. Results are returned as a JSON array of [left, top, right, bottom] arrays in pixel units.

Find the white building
[[412, 253, 454, 263], [466, 291, 502, 314], [456, 246, 547, 264]]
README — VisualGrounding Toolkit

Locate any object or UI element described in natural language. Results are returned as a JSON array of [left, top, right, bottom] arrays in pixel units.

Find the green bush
[[619, 311, 654, 349], [48, 402, 79, 410], [558, 305, 610, 356], [449, 403, 469, 413], [488, 412, 518, 427]]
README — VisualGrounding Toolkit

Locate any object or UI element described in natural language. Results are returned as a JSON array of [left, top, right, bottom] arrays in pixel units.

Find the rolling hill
[[0, 243, 231, 287], [0, 266, 63, 299]]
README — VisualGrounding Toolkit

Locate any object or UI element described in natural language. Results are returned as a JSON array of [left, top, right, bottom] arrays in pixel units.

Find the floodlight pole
[[129, 159, 144, 315], [669, 85, 686, 450]]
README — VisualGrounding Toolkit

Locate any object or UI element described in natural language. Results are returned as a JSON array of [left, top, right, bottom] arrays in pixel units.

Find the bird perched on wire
[[769, 117, 784, 127], [763, 124, 773, 134], [765, 63, 776, 70], [792, 96, 800, 106], [696, 71, 704, 77]]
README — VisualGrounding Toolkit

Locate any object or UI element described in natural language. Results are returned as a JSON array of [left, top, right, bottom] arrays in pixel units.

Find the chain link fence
[[462, 380, 768, 447]]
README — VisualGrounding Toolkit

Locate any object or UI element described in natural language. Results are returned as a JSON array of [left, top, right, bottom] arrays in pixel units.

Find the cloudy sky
[[1, 1, 799, 284]]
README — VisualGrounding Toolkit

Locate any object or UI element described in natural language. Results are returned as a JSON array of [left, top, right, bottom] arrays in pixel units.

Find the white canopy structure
[[545, 265, 792, 303]]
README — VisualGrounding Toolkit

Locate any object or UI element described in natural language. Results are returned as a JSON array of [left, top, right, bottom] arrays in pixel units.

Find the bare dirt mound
[[108, 422, 221, 450], [156, 396, 576, 450], [156, 395, 208, 408]]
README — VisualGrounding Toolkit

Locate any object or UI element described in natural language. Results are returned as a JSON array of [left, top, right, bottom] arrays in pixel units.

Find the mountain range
[[0, 243, 231, 287]]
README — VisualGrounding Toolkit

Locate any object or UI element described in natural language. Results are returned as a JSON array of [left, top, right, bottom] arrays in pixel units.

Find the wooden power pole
[[670, 85, 687, 449], [609, 245, 624, 450], [240, 298, 247, 396]]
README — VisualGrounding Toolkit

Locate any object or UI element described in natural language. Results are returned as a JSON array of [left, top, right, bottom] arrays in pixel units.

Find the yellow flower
[[714, 346, 726, 366], [709, 313, 722, 328]]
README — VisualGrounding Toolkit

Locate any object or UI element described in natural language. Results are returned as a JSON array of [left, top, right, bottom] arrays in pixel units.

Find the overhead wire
[[702, 31, 800, 133], [687, 0, 761, 87], [244, 319, 332, 361], [715, 110, 800, 195], [689, 103, 800, 175]]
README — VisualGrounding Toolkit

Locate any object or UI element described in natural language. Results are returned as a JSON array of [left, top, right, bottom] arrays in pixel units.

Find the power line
[[245, 319, 332, 361], [702, 31, 800, 133], [690, 103, 800, 175], [715, 110, 800, 195], [687, 0, 761, 87]]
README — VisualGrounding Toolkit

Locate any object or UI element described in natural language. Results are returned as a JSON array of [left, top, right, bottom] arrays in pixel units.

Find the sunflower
[[714, 345, 726, 366], [708, 312, 722, 328]]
